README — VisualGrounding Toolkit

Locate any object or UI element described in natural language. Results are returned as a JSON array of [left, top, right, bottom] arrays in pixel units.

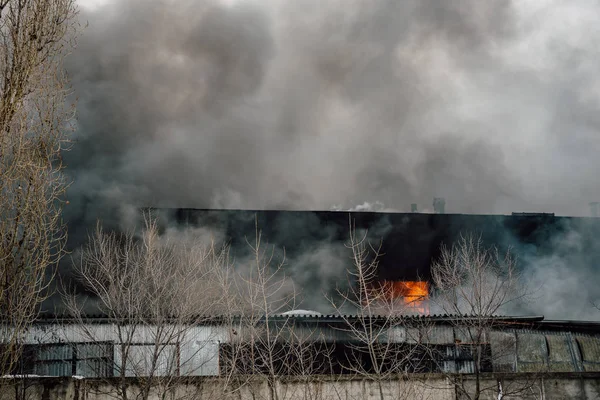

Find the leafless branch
[[430, 233, 540, 400], [62, 213, 229, 400], [326, 215, 431, 400], [0, 0, 78, 379]]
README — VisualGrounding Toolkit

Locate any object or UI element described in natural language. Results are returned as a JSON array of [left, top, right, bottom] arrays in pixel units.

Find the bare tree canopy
[[0, 0, 78, 375], [326, 218, 429, 400], [64, 214, 230, 400], [431, 234, 525, 318], [431, 234, 535, 400]]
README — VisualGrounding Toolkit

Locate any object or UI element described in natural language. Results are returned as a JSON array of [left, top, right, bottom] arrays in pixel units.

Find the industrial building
[[12, 313, 600, 378], [152, 207, 600, 283], [7, 207, 600, 399], [33, 208, 600, 377]]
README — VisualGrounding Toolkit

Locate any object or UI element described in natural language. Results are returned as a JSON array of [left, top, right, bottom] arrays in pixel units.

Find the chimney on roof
[[411, 203, 418, 213], [433, 198, 445, 214], [590, 202, 599, 217]]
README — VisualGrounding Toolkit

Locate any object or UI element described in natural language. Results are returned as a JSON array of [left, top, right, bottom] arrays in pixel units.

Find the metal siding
[[547, 334, 572, 362], [453, 326, 481, 344], [385, 326, 406, 343], [506, 329, 600, 373], [19, 320, 600, 377], [75, 343, 113, 377], [181, 326, 221, 376], [32, 344, 73, 376], [517, 332, 547, 363], [37, 344, 72, 361], [456, 360, 475, 374], [108, 326, 223, 377], [34, 361, 71, 376], [405, 328, 420, 344], [180, 340, 219, 376], [567, 334, 584, 372], [545, 333, 577, 372], [77, 343, 110, 358], [441, 360, 455, 373], [575, 335, 600, 372], [77, 359, 112, 377], [273, 324, 336, 342], [423, 326, 454, 345], [489, 331, 516, 372], [116, 343, 178, 377]]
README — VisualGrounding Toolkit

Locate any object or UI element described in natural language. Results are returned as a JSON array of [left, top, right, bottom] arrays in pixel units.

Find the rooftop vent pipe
[[433, 198, 445, 214], [590, 202, 599, 218]]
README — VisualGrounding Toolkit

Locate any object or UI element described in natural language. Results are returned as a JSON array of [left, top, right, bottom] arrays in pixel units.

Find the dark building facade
[[156, 208, 600, 282]]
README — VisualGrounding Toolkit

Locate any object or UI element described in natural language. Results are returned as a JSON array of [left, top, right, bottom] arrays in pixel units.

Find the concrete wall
[[2, 374, 600, 400]]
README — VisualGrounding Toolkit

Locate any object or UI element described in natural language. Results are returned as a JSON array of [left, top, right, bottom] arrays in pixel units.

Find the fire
[[374, 281, 430, 315]]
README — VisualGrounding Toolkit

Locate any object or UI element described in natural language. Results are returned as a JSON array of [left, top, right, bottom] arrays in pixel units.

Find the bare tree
[[218, 223, 297, 400], [328, 217, 430, 400], [277, 329, 336, 400], [0, 0, 78, 379], [430, 234, 537, 400], [216, 221, 341, 400], [63, 214, 229, 400]]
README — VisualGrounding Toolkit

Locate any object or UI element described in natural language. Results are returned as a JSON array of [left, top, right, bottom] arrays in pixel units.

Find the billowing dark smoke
[[65, 0, 600, 230], [59, 0, 600, 317]]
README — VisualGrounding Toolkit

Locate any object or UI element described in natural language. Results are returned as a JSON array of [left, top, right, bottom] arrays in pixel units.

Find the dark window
[[219, 341, 432, 376], [428, 343, 493, 374], [21, 342, 114, 377]]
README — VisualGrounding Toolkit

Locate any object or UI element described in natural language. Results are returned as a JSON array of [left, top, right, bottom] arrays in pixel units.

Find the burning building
[[136, 208, 600, 319], [7, 208, 600, 399], [381, 280, 430, 314]]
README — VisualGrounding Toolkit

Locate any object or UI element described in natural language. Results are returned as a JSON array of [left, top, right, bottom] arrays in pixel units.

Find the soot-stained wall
[[161, 209, 600, 282]]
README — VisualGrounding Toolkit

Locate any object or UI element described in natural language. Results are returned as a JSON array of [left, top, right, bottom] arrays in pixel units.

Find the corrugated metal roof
[[35, 313, 543, 321], [28, 314, 600, 335]]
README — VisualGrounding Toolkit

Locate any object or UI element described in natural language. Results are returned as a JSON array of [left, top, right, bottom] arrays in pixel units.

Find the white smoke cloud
[[331, 201, 392, 212]]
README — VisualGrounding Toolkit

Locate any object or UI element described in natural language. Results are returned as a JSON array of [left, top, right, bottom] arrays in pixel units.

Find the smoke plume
[[59, 0, 600, 318], [66, 0, 600, 228]]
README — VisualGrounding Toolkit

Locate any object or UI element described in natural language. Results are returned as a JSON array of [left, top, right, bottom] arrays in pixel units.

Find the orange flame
[[376, 281, 430, 314]]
